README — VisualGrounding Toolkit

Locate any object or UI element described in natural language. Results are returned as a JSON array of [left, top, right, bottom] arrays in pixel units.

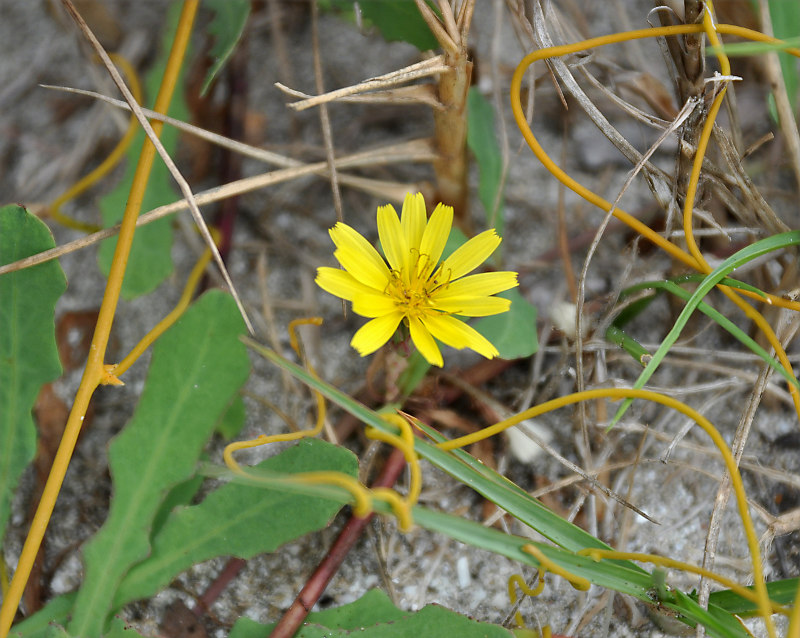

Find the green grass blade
[[241, 337, 643, 560], [610, 231, 800, 427], [708, 577, 799, 616], [209, 460, 747, 637], [605, 324, 652, 365], [608, 279, 792, 382]]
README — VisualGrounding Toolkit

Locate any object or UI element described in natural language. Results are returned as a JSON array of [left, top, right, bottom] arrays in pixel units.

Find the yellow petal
[[421, 314, 499, 359], [408, 316, 443, 367], [433, 271, 518, 299], [352, 292, 399, 318], [330, 223, 389, 289], [401, 192, 427, 252], [432, 295, 511, 317], [419, 202, 452, 272], [440, 229, 501, 280], [377, 203, 409, 275], [351, 312, 403, 356], [316, 267, 378, 301]]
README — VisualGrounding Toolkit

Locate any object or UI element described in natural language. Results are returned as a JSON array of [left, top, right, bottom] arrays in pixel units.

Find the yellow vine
[[509, 20, 800, 423], [507, 569, 545, 629], [437, 387, 776, 636], [0, 2, 200, 635], [48, 53, 142, 233], [223, 321, 422, 532]]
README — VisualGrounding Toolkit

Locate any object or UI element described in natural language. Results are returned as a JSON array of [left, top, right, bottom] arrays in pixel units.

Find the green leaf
[[69, 290, 250, 636], [149, 472, 205, 538], [103, 618, 147, 638], [201, 0, 250, 95], [0, 205, 66, 544], [467, 88, 505, 234], [396, 350, 431, 398], [242, 339, 640, 557], [231, 588, 513, 637], [474, 289, 537, 360], [9, 593, 76, 637], [328, 0, 439, 51], [769, 0, 799, 113], [97, 4, 190, 299], [113, 439, 356, 607], [215, 393, 246, 439]]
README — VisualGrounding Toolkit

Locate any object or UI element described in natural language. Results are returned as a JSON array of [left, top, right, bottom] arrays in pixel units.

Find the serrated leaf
[[329, 0, 439, 51], [231, 589, 513, 637], [201, 0, 250, 95], [474, 289, 537, 360], [98, 4, 190, 299], [69, 290, 250, 636], [0, 205, 66, 544], [113, 439, 357, 607], [467, 88, 505, 234]]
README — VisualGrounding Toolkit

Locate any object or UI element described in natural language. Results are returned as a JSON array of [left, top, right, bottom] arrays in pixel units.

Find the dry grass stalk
[[416, 0, 476, 230]]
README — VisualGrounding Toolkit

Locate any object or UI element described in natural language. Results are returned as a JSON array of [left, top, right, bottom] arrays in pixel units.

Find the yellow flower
[[316, 193, 518, 367]]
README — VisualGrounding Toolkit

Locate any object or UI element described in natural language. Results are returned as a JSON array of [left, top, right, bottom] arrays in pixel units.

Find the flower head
[[316, 192, 518, 367]]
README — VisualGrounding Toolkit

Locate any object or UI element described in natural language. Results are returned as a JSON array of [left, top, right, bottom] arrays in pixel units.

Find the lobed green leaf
[[69, 290, 250, 636], [0, 205, 66, 545], [230, 588, 513, 637], [113, 439, 356, 607], [201, 0, 250, 95]]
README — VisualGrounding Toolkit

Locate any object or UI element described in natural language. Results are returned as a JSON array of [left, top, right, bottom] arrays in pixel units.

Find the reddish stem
[[268, 447, 407, 638], [192, 558, 246, 617]]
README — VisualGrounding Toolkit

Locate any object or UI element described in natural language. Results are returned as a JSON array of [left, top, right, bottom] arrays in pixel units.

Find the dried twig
[[0, 141, 434, 277], [311, 0, 343, 222], [276, 56, 448, 111], [60, 0, 254, 333]]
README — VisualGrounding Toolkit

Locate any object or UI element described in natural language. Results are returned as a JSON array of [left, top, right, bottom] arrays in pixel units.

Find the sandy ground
[[1, 1, 799, 637]]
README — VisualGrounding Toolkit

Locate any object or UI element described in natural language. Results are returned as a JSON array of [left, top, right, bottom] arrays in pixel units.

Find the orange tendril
[[224, 321, 417, 532], [510, 22, 800, 425], [438, 387, 775, 636], [114, 228, 219, 378], [521, 544, 591, 592], [507, 570, 546, 629], [49, 53, 142, 233]]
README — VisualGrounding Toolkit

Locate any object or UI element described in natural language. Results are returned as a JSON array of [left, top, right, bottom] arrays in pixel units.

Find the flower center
[[386, 252, 448, 317]]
